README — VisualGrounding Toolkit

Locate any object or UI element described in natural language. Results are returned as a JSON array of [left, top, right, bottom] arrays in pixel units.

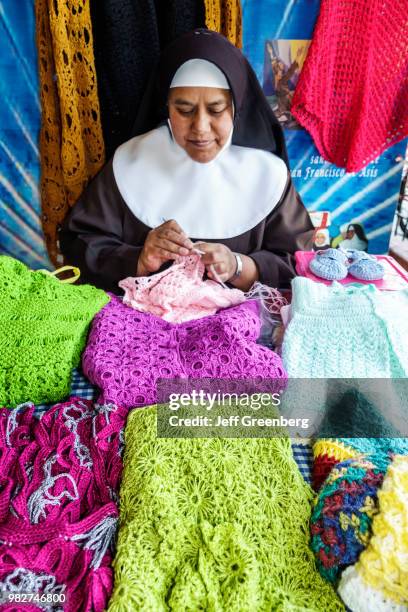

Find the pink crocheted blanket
[[292, 0, 408, 171], [0, 399, 127, 612], [119, 253, 245, 323]]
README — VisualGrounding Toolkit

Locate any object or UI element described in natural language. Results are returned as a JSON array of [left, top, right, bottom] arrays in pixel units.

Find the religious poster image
[[309, 212, 370, 252], [263, 39, 310, 129], [331, 223, 369, 252], [312, 228, 331, 251]]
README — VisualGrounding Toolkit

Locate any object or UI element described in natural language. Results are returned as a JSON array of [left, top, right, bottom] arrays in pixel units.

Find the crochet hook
[[160, 217, 228, 288], [192, 247, 229, 289]]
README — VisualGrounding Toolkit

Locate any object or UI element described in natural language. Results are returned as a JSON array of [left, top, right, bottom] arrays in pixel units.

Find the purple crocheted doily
[[83, 296, 287, 408]]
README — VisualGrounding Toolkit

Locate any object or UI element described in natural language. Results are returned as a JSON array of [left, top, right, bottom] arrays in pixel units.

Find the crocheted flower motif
[[175, 479, 213, 523], [83, 296, 287, 409], [108, 406, 343, 611], [310, 455, 389, 583]]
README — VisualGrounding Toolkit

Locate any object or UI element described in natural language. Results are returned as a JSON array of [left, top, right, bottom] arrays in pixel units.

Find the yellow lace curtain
[[204, 0, 242, 48], [36, 0, 105, 266]]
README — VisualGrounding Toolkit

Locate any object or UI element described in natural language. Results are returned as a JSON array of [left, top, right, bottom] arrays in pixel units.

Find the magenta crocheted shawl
[[83, 296, 287, 409], [0, 399, 126, 612], [292, 0, 408, 171]]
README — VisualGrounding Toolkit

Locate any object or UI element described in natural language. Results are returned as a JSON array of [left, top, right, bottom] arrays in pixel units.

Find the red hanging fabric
[[291, 0, 408, 172]]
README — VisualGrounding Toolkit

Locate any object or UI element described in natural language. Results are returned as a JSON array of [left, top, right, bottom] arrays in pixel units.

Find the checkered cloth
[[33, 368, 313, 483], [68, 367, 98, 402], [33, 368, 97, 417], [292, 443, 313, 484]]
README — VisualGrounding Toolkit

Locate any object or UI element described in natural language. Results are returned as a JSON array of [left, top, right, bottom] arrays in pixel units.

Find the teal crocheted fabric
[[283, 277, 408, 377], [108, 405, 343, 611], [335, 437, 408, 457], [0, 256, 109, 407]]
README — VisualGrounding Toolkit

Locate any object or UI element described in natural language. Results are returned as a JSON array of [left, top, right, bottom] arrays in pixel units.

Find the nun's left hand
[[194, 242, 237, 282]]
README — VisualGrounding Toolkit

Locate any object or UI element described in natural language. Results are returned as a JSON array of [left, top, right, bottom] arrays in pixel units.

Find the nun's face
[[168, 87, 233, 163]]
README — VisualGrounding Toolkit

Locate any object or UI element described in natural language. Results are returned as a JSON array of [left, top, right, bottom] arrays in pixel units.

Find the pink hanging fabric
[[0, 399, 127, 612], [291, 0, 408, 171], [118, 253, 245, 323]]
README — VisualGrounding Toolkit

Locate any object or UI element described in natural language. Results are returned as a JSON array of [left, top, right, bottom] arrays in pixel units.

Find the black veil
[[132, 29, 289, 166]]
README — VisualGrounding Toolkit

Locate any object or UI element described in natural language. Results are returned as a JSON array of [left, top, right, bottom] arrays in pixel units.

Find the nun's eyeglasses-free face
[[168, 86, 233, 163]]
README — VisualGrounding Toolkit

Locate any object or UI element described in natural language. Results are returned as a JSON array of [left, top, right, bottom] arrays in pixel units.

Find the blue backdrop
[[0, 1, 50, 269], [242, 0, 406, 254]]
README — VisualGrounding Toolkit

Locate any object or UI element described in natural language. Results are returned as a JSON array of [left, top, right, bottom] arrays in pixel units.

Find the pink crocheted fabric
[[118, 253, 245, 323], [0, 399, 127, 612], [83, 296, 287, 408], [291, 0, 408, 171]]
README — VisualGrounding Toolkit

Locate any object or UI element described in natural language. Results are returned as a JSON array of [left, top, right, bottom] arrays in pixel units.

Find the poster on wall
[[0, 1, 50, 269], [242, 0, 406, 254]]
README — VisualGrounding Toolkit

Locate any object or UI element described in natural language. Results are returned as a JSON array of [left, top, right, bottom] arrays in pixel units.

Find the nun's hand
[[194, 243, 237, 282], [137, 220, 194, 275]]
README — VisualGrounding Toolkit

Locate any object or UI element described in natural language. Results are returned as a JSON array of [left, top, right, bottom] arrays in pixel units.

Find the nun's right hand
[[137, 219, 194, 275]]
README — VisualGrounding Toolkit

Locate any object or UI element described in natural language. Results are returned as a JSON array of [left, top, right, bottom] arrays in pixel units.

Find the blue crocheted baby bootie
[[347, 250, 385, 281], [309, 248, 348, 280]]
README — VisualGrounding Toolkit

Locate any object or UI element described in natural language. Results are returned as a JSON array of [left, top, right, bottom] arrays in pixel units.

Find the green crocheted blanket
[[0, 256, 109, 407], [108, 406, 343, 611]]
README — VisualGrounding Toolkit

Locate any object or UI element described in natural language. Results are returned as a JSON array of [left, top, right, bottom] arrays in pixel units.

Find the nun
[[60, 29, 314, 293]]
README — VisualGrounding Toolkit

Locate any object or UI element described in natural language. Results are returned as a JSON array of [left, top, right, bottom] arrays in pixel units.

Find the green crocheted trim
[[0, 256, 109, 407], [109, 406, 343, 611]]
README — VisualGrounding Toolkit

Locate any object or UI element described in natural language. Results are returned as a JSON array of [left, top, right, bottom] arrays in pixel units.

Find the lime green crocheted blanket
[[108, 406, 343, 611], [0, 256, 109, 407]]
